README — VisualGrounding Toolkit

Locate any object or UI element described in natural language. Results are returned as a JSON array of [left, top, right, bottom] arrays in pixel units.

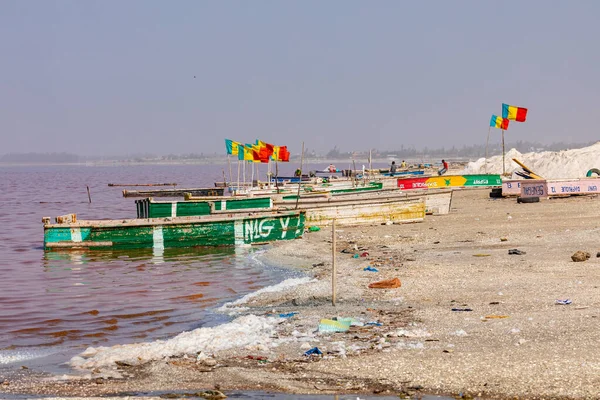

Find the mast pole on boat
[[332, 218, 337, 306], [237, 159, 241, 196], [295, 141, 305, 210], [369, 148, 372, 182], [485, 126, 491, 174], [227, 155, 233, 187], [501, 129, 506, 176], [243, 161, 246, 192]]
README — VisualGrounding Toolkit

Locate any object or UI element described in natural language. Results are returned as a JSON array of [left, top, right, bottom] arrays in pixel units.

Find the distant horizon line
[[1, 139, 596, 160]]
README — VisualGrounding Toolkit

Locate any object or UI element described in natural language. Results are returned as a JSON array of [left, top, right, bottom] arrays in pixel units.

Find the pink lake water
[[0, 163, 312, 368]]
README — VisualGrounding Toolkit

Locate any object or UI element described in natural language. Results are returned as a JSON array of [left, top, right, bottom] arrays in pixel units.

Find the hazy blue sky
[[1, 1, 599, 156]]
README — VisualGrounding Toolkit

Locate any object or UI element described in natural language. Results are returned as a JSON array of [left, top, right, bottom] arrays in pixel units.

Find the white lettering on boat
[[258, 219, 275, 238], [473, 179, 488, 184], [561, 185, 580, 193], [245, 218, 278, 241], [279, 217, 290, 238], [523, 185, 545, 196]]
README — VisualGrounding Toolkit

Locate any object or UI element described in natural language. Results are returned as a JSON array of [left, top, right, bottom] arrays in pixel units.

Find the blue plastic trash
[[363, 266, 378, 272], [304, 347, 323, 356], [365, 321, 383, 326], [278, 312, 298, 318], [555, 299, 572, 305]]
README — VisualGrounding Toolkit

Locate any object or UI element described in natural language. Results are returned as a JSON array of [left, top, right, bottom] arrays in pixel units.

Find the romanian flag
[[225, 139, 241, 155], [502, 103, 528, 122], [490, 115, 509, 130]]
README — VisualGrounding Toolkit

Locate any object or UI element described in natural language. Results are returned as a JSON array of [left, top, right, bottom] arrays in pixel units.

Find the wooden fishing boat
[[228, 181, 385, 197], [43, 210, 305, 250], [136, 196, 274, 218], [520, 178, 600, 199], [122, 187, 224, 198], [272, 195, 425, 227], [357, 169, 425, 178], [397, 174, 502, 190], [293, 188, 453, 215], [500, 179, 522, 196], [155, 191, 434, 227]]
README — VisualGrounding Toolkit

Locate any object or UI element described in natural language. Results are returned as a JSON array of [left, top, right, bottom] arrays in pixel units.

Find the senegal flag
[[502, 103, 528, 122]]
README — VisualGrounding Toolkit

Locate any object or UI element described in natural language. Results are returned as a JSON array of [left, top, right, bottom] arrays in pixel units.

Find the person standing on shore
[[438, 159, 449, 175], [400, 160, 407, 169], [390, 161, 397, 176]]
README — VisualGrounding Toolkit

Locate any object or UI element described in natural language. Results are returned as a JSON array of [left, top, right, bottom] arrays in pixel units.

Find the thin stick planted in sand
[[332, 218, 336, 306]]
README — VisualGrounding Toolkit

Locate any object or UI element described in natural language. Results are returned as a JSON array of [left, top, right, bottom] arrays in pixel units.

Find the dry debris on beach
[[3, 188, 600, 399]]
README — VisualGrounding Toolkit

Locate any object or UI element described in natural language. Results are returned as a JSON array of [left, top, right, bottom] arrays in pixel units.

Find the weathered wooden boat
[[43, 210, 305, 250], [301, 188, 453, 215], [501, 179, 522, 196], [520, 178, 600, 199], [155, 190, 439, 227], [273, 195, 425, 227], [122, 187, 224, 198], [136, 196, 274, 218], [228, 181, 385, 197], [397, 174, 502, 190], [356, 169, 425, 178]]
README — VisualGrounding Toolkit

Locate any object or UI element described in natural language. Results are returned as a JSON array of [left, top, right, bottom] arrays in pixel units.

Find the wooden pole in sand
[[236, 160, 241, 195], [295, 141, 305, 210], [369, 149, 373, 180], [332, 218, 336, 306], [485, 126, 491, 174], [86, 186, 92, 203], [501, 129, 506, 175], [275, 160, 280, 194]]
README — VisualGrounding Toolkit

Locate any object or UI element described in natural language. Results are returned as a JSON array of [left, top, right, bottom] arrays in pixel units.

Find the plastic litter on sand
[[555, 299, 572, 305], [318, 318, 352, 333]]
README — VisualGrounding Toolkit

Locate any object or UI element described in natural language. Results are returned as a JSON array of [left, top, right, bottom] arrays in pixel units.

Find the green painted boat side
[[44, 212, 305, 250], [135, 197, 274, 218], [331, 182, 383, 194], [278, 182, 384, 200]]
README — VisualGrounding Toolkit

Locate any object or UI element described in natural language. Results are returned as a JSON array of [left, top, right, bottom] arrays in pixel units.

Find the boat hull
[[136, 197, 274, 218], [44, 211, 305, 250], [123, 188, 224, 198], [274, 197, 426, 227], [397, 174, 502, 190], [520, 178, 600, 199]]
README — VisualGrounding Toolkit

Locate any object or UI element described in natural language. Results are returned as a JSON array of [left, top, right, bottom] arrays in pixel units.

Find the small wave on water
[[0, 347, 65, 365]]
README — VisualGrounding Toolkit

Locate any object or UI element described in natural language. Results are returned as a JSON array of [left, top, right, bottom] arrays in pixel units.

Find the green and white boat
[[43, 210, 305, 250]]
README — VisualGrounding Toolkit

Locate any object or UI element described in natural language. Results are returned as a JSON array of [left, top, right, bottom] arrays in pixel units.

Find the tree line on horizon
[[1, 140, 596, 164]]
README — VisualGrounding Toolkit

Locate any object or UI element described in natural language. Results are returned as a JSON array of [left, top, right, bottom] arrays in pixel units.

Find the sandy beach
[[3, 188, 600, 399]]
